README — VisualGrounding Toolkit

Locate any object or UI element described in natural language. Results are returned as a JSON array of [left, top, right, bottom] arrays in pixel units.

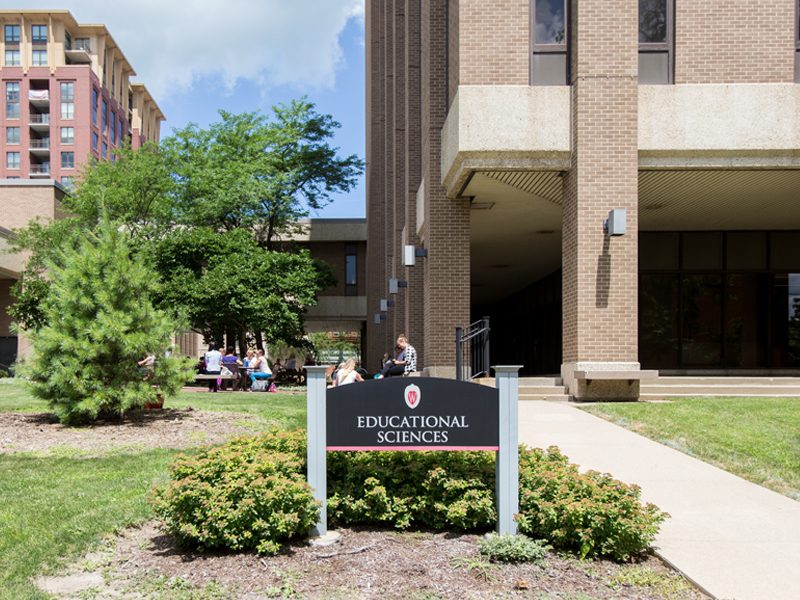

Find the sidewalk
[[518, 401, 800, 600]]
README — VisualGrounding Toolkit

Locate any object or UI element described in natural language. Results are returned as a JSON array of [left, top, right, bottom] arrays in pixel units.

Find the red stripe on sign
[[326, 446, 499, 452]]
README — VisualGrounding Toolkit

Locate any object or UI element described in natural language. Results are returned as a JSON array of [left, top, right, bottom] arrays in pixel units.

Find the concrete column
[[420, 0, 470, 378], [391, 0, 406, 344], [561, 0, 640, 400], [305, 366, 328, 536]]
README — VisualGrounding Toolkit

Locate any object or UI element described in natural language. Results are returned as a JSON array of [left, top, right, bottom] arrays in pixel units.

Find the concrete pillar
[[561, 0, 641, 400], [391, 0, 406, 345]]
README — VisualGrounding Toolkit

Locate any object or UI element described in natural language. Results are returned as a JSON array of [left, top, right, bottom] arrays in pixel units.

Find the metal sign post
[[305, 366, 521, 538]]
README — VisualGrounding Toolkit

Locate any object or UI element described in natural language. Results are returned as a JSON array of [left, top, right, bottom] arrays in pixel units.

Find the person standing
[[205, 343, 222, 392]]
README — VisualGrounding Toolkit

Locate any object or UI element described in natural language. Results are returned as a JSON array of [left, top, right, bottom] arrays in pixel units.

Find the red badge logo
[[404, 384, 421, 410]]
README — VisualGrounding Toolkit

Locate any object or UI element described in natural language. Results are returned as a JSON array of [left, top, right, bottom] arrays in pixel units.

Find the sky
[[2, 0, 367, 218]]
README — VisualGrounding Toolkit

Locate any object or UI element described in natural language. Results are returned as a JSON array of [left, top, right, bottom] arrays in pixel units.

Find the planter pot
[[145, 393, 165, 411]]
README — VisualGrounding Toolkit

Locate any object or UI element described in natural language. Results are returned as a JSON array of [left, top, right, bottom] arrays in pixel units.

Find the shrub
[[478, 533, 549, 565], [151, 431, 318, 555], [153, 432, 666, 560], [23, 215, 194, 424], [517, 446, 667, 561]]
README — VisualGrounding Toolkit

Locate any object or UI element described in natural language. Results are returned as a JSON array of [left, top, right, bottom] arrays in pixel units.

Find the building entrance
[[639, 231, 800, 370]]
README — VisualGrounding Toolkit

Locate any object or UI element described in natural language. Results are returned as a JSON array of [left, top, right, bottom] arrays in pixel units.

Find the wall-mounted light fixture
[[380, 298, 395, 311], [389, 278, 408, 294], [373, 313, 387, 324], [403, 245, 428, 267], [604, 208, 627, 236]]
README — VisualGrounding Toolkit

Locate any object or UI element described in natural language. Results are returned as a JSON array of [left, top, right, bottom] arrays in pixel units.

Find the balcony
[[29, 164, 50, 177], [29, 138, 50, 156], [64, 46, 91, 64], [29, 113, 50, 131], [28, 90, 50, 108]]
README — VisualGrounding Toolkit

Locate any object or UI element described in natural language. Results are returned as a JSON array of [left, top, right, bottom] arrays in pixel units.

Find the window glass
[[61, 176, 75, 190], [6, 152, 20, 169], [31, 24, 48, 43], [5, 82, 19, 119], [727, 232, 767, 270], [4, 49, 20, 66], [6, 127, 19, 144], [4, 24, 20, 43], [91, 88, 99, 125], [639, 232, 679, 270], [32, 49, 47, 66], [639, 0, 667, 43], [61, 127, 74, 144], [771, 232, 800, 270], [102, 99, 108, 130], [682, 232, 723, 271], [110, 112, 117, 143], [61, 151, 75, 168], [534, 0, 566, 45], [102, 142, 108, 159], [92, 132, 99, 150]]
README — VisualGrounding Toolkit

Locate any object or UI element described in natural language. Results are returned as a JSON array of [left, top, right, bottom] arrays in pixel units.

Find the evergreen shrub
[[153, 431, 666, 560], [24, 216, 194, 424]]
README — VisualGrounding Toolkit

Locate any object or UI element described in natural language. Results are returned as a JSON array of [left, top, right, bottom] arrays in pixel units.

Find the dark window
[[64, 31, 72, 50], [61, 151, 75, 169], [31, 24, 47, 44], [92, 88, 98, 125], [4, 24, 20, 44], [110, 111, 116, 143], [5, 82, 19, 119], [531, 0, 568, 85], [91, 132, 99, 150], [639, 0, 673, 84], [102, 99, 108, 130], [345, 243, 358, 296]]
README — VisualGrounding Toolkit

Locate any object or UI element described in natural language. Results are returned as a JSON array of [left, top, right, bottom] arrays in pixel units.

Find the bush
[[479, 533, 549, 565], [151, 431, 318, 555], [153, 432, 666, 560], [517, 446, 667, 561]]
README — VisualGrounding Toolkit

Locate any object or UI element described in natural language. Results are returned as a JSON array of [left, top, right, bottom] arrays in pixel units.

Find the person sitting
[[379, 345, 405, 378], [332, 358, 364, 386], [137, 354, 155, 380], [221, 347, 243, 391], [205, 343, 222, 392], [250, 349, 273, 390]]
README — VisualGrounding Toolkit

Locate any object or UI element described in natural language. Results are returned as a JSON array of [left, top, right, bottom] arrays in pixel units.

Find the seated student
[[379, 345, 405, 378], [332, 358, 364, 386], [205, 343, 222, 392], [220, 347, 242, 391], [249, 349, 273, 390]]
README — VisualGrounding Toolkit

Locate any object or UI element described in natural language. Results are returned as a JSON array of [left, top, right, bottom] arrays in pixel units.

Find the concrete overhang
[[304, 296, 367, 332], [443, 83, 800, 198], [283, 218, 367, 243]]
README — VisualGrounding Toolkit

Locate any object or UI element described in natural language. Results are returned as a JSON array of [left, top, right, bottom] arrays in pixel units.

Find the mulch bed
[[38, 522, 707, 599], [0, 408, 263, 455]]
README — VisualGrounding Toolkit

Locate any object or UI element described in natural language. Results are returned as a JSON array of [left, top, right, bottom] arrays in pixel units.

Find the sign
[[305, 365, 521, 539], [326, 377, 499, 450]]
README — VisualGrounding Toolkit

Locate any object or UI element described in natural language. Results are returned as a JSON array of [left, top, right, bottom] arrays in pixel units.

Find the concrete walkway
[[518, 401, 800, 600]]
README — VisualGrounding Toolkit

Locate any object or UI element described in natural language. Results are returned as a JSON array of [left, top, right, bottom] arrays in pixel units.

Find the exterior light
[[604, 208, 627, 236], [403, 245, 428, 267], [389, 278, 408, 294]]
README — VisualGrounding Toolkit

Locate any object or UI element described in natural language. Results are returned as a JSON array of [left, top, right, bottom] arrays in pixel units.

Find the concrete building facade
[[0, 10, 164, 186], [365, 0, 800, 397]]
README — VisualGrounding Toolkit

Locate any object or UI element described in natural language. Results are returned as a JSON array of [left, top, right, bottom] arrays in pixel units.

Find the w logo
[[404, 384, 421, 410]]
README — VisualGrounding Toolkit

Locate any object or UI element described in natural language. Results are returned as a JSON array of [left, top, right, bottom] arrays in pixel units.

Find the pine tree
[[25, 215, 194, 424]]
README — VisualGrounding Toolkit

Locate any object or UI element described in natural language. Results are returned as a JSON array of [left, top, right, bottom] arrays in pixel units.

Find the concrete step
[[519, 385, 569, 395], [642, 384, 800, 396], [651, 376, 800, 386], [642, 393, 800, 401], [519, 377, 563, 386], [519, 393, 572, 402]]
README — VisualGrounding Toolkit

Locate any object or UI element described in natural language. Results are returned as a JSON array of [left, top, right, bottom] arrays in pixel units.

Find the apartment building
[[365, 0, 800, 398], [0, 10, 164, 186]]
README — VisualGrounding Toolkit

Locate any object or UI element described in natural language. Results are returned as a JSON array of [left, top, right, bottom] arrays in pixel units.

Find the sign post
[[305, 367, 521, 539], [305, 366, 329, 537], [494, 365, 522, 535]]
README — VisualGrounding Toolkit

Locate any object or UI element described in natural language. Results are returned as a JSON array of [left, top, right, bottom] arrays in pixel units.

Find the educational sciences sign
[[326, 377, 499, 450]]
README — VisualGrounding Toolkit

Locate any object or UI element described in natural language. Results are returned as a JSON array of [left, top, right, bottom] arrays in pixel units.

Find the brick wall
[[675, 0, 796, 84], [458, 0, 529, 86], [0, 184, 63, 231], [392, 0, 407, 344], [562, 0, 639, 364]]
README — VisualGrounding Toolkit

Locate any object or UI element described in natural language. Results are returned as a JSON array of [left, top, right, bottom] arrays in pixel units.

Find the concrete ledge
[[574, 370, 659, 382]]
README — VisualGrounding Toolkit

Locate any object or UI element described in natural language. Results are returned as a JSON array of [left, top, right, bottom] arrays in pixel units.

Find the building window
[[6, 152, 20, 169], [61, 127, 74, 144], [4, 49, 20, 66], [639, 0, 674, 84], [60, 82, 75, 120], [110, 111, 117, 144], [5, 82, 19, 119], [31, 24, 48, 44], [32, 49, 48, 66], [61, 151, 75, 169], [61, 176, 75, 190], [102, 142, 108, 159], [75, 37, 90, 51], [531, 0, 568, 85], [6, 127, 19, 144], [118, 117, 124, 144], [345, 243, 358, 296], [91, 131, 99, 150], [102, 99, 108, 131], [91, 88, 98, 125], [64, 31, 72, 50], [4, 24, 20, 44]]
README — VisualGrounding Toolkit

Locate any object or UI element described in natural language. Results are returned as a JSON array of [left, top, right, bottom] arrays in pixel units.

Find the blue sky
[[1, 1, 366, 218]]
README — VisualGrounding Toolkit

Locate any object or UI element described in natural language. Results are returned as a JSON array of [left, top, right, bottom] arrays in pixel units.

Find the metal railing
[[29, 113, 50, 124], [30, 164, 50, 175], [29, 138, 50, 149], [455, 316, 491, 381]]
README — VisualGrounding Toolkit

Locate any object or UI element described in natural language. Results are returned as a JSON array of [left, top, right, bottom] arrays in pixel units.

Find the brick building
[[365, 0, 800, 398], [0, 10, 164, 186]]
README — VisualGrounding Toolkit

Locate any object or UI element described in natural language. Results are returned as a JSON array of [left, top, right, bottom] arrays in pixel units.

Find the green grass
[[0, 379, 308, 598], [0, 450, 177, 600], [0, 380, 308, 429], [581, 397, 800, 500]]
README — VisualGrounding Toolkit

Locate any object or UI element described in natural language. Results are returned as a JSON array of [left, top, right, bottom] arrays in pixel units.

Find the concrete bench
[[574, 370, 658, 384], [195, 373, 237, 380]]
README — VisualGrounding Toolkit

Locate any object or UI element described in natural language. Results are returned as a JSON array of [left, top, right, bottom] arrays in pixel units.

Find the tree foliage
[[24, 216, 194, 424]]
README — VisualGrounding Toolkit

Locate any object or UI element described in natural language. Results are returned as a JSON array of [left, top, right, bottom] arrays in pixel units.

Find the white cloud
[[2, 0, 364, 100]]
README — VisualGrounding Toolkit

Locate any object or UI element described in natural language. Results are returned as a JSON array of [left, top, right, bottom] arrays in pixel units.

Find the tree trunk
[[255, 331, 264, 352]]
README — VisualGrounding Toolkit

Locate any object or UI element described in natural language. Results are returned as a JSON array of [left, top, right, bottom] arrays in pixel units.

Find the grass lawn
[[581, 397, 800, 500], [0, 380, 307, 599]]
